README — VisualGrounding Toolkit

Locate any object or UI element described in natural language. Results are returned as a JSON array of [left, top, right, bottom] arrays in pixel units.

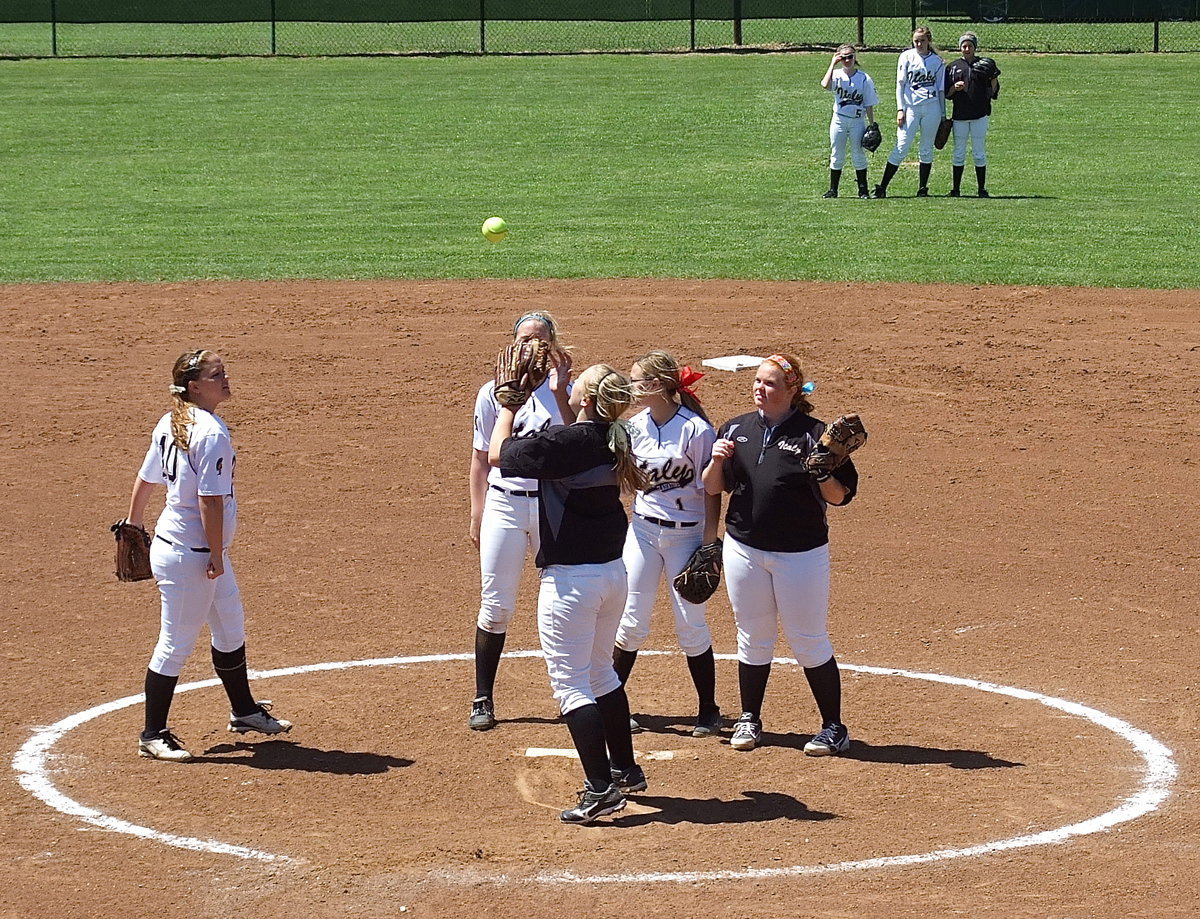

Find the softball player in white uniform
[[874, 26, 945, 198], [468, 312, 573, 731], [125, 349, 291, 762], [490, 364, 648, 824], [613, 351, 723, 737], [820, 44, 878, 199]]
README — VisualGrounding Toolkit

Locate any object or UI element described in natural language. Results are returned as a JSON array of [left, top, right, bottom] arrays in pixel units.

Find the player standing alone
[[468, 312, 573, 731], [820, 44, 878, 199], [874, 26, 945, 198], [124, 350, 292, 762], [945, 32, 1001, 197], [613, 351, 723, 737]]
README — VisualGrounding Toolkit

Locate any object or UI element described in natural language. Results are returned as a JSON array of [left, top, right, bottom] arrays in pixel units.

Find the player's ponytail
[[634, 350, 710, 423], [581, 364, 649, 494], [168, 349, 214, 452]]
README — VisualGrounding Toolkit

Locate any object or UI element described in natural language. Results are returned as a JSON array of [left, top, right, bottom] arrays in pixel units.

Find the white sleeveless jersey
[[896, 48, 945, 108], [137, 408, 237, 549], [829, 68, 879, 119], [473, 377, 566, 490], [629, 405, 716, 523]]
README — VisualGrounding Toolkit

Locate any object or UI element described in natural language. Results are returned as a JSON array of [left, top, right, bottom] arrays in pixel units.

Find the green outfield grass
[[0, 53, 1196, 287]]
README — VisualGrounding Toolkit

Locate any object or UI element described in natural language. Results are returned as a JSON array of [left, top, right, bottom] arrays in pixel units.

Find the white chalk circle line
[[11, 652, 1178, 882]]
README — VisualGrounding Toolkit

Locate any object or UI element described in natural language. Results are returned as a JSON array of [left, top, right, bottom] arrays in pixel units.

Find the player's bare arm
[[126, 476, 157, 529], [487, 406, 518, 468], [818, 477, 850, 506], [702, 491, 722, 544], [820, 52, 840, 90], [467, 449, 490, 548], [702, 439, 733, 495], [198, 495, 225, 579], [548, 348, 575, 422]]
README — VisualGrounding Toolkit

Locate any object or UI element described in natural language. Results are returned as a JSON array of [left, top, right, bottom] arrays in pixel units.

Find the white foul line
[[11, 652, 1178, 882]]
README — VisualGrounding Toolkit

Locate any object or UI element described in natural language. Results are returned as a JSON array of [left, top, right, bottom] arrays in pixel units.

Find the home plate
[[701, 354, 761, 372], [525, 748, 674, 761]]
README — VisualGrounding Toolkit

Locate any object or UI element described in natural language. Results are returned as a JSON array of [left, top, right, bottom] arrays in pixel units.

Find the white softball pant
[[952, 116, 989, 167], [476, 487, 540, 633], [829, 114, 868, 171], [723, 536, 833, 668], [888, 100, 942, 166], [538, 560, 626, 715], [615, 515, 713, 656], [148, 537, 246, 677]]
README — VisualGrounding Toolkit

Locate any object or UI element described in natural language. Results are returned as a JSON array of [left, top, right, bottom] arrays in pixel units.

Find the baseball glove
[[111, 520, 152, 582], [803, 414, 868, 482], [494, 338, 550, 407], [861, 121, 882, 153], [673, 541, 723, 605], [934, 117, 953, 150], [971, 56, 1001, 81]]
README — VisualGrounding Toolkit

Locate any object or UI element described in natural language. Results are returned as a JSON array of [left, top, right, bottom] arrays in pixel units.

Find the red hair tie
[[679, 366, 704, 399]]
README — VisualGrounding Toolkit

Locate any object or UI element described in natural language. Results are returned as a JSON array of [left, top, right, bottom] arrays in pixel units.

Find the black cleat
[[468, 697, 496, 731], [610, 763, 648, 792], [560, 783, 626, 824]]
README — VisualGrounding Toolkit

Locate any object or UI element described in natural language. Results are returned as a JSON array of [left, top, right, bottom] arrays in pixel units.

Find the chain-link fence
[[2, 0, 1198, 57]]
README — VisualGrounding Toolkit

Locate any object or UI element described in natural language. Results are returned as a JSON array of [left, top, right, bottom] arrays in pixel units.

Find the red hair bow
[[679, 366, 705, 399]]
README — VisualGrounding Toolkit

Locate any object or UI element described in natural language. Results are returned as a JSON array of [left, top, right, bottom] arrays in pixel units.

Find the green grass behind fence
[[4, 17, 1200, 56], [0, 54, 1196, 287]]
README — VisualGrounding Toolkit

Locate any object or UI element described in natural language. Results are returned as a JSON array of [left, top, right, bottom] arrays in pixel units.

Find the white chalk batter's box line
[[11, 651, 1179, 885]]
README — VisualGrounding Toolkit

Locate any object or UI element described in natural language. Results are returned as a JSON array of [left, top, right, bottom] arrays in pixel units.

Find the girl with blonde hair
[[467, 311, 574, 732], [613, 351, 724, 738], [489, 363, 648, 824], [123, 349, 291, 762], [873, 25, 946, 198]]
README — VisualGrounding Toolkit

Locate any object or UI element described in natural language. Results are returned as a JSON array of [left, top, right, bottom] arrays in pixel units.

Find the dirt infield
[[1, 279, 1196, 919]]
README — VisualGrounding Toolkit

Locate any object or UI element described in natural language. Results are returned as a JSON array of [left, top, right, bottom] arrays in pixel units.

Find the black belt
[[155, 534, 210, 553], [491, 485, 539, 498], [639, 515, 699, 528]]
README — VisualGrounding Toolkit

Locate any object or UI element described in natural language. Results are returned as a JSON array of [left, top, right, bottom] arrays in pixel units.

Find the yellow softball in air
[[482, 216, 508, 243]]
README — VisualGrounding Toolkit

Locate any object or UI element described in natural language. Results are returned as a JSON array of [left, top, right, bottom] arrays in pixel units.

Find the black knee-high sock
[[856, 168, 869, 194], [212, 644, 257, 717], [595, 686, 637, 771], [143, 669, 178, 737], [562, 703, 613, 790], [918, 161, 932, 189], [737, 661, 771, 722], [686, 647, 717, 710], [878, 161, 899, 190], [474, 627, 506, 699], [828, 168, 842, 191], [976, 165, 987, 191], [803, 655, 842, 726], [612, 647, 638, 686], [952, 164, 964, 191]]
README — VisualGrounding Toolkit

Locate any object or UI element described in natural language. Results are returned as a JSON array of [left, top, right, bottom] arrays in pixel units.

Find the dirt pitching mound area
[[1, 279, 1196, 919]]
